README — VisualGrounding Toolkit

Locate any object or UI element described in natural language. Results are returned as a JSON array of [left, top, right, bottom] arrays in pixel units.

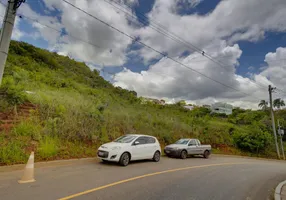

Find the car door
[[195, 139, 204, 154], [144, 136, 157, 159], [187, 139, 197, 155], [131, 136, 148, 160]]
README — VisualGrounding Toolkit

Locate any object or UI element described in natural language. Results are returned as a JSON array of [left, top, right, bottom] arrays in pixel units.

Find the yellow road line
[[58, 162, 246, 200]]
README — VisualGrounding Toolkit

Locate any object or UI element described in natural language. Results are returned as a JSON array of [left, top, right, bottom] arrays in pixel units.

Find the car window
[[175, 139, 189, 144], [114, 135, 137, 143], [196, 140, 201, 145], [188, 140, 197, 146], [134, 136, 148, 145], [146, 137, 156, 144]]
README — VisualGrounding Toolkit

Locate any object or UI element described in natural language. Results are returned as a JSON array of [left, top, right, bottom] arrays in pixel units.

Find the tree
[[176, 100, 186, 106], [258, 100, 268, 111], [273, 98, 285, 110]]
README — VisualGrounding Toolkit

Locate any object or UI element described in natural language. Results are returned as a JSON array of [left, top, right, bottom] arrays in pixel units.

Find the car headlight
[[111, 146, 121, 150]]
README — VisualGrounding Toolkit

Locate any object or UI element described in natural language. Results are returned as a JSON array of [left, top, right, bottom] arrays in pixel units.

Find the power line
[[2, 0, 283, 98], [104, 0, 283, 92], [62, 0, 263, 99]]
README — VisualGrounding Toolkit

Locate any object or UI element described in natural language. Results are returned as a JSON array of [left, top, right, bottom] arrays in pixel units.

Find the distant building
[[141, 97, 165, 105], [184, 105, 194, 110], [202, 105, 211, 109], [211, 102, 233, 115]]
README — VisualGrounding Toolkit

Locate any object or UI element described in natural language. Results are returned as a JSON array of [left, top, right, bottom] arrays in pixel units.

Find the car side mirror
[[134, 141, 140, 145]]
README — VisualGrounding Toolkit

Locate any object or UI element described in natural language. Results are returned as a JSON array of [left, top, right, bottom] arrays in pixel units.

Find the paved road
[[0, 156, 286, 200]]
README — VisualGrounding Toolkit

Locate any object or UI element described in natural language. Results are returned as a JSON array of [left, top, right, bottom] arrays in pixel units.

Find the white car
[[97, 134, 161, 166]]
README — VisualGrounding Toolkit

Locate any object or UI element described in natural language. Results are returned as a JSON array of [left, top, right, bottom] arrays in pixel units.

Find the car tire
[[153, 151, 160, 162], [203, 150, 210, 159], [180, 150, 187, 159], [119, 152, 130, 166]]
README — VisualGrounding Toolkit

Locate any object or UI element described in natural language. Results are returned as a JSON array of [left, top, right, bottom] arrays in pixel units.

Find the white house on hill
[[211, 102, 233, 115]]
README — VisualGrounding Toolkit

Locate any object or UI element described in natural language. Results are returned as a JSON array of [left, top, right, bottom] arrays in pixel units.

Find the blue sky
[[5, 0, 285, 75], [10, 0, 285, 76], [1, 0, 286, 108]]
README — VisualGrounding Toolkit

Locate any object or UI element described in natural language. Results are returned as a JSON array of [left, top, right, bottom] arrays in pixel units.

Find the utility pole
[[268, 85, 280, 159], [278, 120, 285, 160], [0, 0, 25, 85]]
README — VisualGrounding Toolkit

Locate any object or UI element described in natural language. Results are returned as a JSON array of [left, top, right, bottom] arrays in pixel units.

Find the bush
[[233, 124, 272, 154], [12, 120, 42, 141], [0, 76, 27, 105]]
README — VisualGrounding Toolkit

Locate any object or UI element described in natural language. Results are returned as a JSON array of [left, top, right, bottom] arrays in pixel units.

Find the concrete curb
[[275, 180, 286, 200]]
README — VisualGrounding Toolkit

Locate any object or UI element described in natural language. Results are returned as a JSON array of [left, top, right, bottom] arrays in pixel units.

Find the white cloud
[[135, 0, 286, 63], [114, 40, 286, 109], [3, 0, 286, 109], [42, 0, 136, 66], [114, 42, 262, 103], [18, 3, 62, 44], [258, 47, 286, 91]]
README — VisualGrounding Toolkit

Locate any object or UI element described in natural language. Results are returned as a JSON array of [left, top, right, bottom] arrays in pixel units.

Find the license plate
[[98, 152, 104, 156]]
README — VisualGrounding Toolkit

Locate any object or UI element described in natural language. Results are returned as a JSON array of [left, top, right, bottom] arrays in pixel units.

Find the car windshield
[[114, 135, 137, 143], [175, 139, 190, 144]]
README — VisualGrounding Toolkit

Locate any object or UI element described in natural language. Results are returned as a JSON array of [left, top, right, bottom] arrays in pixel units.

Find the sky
[[0, 0, 286, 109]]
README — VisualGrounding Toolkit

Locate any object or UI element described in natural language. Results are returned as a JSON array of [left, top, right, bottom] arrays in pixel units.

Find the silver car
[[164, 138, 211, 159]]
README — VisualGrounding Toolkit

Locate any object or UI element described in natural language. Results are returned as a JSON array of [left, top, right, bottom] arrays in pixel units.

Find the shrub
[[233, 124, 272, 154], [38, 136, 59, 159], [12, 120, 42, 141], [0, 76, 27, 105]]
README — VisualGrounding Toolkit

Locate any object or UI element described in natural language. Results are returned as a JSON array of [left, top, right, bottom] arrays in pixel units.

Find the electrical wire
[[104, 0, 285, 92], [62, 0, 263, 99], [1, 0, 284, 98]]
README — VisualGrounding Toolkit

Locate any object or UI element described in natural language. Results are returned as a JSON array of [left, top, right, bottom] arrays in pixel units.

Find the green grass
[[0, 135, 28, 165], [38, 136, 59, 160]]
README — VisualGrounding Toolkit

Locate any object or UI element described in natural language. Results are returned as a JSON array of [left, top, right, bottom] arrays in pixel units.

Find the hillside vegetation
[[0, 41, 285, 165]]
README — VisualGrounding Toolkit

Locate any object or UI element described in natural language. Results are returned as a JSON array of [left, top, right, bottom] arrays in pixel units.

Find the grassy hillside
[[0, 41, 285, 165]]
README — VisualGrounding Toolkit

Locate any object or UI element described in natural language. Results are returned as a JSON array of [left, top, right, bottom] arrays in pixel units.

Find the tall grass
[[38, 136, 59, 159], [0, 135, 28, 165]]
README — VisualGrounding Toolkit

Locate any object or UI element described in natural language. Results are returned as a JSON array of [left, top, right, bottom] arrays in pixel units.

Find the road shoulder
[[0, 157, 96, 173]]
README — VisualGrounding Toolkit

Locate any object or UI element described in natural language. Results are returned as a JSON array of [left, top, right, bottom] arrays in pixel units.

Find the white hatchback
[[97, 134, 161, 166]]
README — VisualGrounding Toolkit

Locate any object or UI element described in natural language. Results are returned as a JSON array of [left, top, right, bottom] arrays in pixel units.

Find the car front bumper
[[97, 148, 121, 162], [164, 148, 181, 157]]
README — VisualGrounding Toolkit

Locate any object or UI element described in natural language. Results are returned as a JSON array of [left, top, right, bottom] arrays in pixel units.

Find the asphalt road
[[0, 155, 286, 200]]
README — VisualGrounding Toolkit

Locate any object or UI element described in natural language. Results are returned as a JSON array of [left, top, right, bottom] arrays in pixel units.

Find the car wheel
[[119, 152, 130, 166], [180, 150, 187, 159], [153, 151, 160, 162], [203, 150, 210, 159]]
